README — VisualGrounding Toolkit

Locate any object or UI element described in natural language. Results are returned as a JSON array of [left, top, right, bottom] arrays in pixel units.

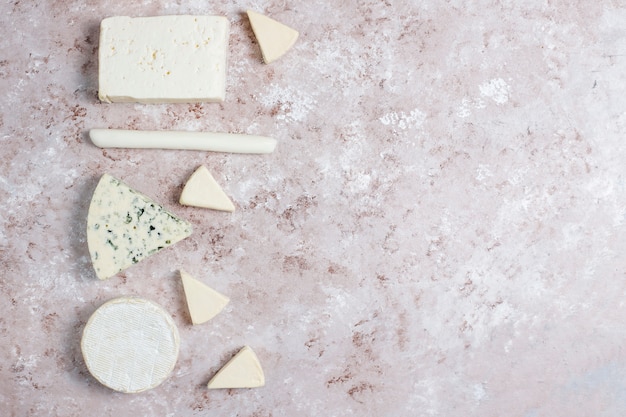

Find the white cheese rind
[[87, 174, 192, 280], [180, 166, 235, 212], [207, 346, 265, 389], [180, 270, 230, 324], [98, 15, 229, 103], [81, 297, 180, 393]]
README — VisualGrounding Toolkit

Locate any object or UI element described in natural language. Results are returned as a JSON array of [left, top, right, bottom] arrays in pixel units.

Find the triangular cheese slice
[[180, 270, 230, 325], [208, 346, 265, 389], [247, 10, 299, 64], [87, 174, 192, 280], [179, 166, 235, 212]]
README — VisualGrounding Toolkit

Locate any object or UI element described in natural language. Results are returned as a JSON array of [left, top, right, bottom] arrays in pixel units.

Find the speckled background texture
[[1, 1, 625, 416]]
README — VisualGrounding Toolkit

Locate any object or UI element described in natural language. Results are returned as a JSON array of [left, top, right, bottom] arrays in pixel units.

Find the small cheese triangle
[[87, 174, 192, 280], [208, 346, 265, 389], [247, 10, 299, 64], [179, 166, 235, 212], [180, 270, 230, 325]]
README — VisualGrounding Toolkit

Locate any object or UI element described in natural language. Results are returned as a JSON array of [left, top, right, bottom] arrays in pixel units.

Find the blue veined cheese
[[98, 15, 229, 103], [87, 174, 192, 280]]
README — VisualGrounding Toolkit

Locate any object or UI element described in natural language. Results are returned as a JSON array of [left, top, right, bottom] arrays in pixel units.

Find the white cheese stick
[[89, 129, 277, 154]]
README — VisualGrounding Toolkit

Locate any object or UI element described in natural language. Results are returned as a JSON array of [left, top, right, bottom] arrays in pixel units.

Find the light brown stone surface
[[1, 1, 625, 416]]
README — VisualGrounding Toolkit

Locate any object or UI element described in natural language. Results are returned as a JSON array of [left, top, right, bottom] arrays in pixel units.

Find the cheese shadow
[[79, 20, 101, 103], [70, 174, 99, 281], [238, 11, 263, 63]]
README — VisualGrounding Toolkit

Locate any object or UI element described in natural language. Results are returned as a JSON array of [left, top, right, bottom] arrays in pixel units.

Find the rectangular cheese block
[[98, 15, 229, 103]]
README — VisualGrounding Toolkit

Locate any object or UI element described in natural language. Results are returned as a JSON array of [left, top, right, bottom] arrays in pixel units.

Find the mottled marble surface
[[1, 1, 626, 416]]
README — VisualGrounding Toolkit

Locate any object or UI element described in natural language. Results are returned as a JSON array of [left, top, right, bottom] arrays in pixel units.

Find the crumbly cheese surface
[[98, 15, 229, 103], [87, 174, 192, 280], [81, 297, 180, 393]]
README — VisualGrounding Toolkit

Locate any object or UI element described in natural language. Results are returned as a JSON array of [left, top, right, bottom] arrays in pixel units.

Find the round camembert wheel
[[81, 296, 180, 393]]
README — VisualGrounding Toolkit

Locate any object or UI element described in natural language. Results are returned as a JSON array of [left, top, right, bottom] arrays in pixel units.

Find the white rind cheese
[[180, 166, 235, 212], [87, 174, 192, 280], [207, 346, 265, 389], [180, 270, 230, 324], [81, 297, 180, 393], [98, 15, 229, 103]]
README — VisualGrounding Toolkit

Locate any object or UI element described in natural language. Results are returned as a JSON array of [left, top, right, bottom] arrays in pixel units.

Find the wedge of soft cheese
[[81, 297, 180, 393], [87, 174, 192, 280], [247, 10, 298, 64], [180, 166, 235, 212], [208, 346, 265, 389], [180, 270, 230, 324], [98, 15, 229, 103]]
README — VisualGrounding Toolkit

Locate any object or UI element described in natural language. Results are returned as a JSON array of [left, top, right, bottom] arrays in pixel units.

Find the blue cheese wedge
[[98, 15, 229, 103], [87, 174, 192, 280]]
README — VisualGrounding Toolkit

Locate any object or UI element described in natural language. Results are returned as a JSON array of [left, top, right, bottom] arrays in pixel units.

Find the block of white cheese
[[180, 166, 235, 212], [207, 346, 265, 389], [247, 10, 298, 64], [180, 270, 230, 324], [87, 174, 192, 280], [98, 15, 229, 103], [81, 297, 180, 393]]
